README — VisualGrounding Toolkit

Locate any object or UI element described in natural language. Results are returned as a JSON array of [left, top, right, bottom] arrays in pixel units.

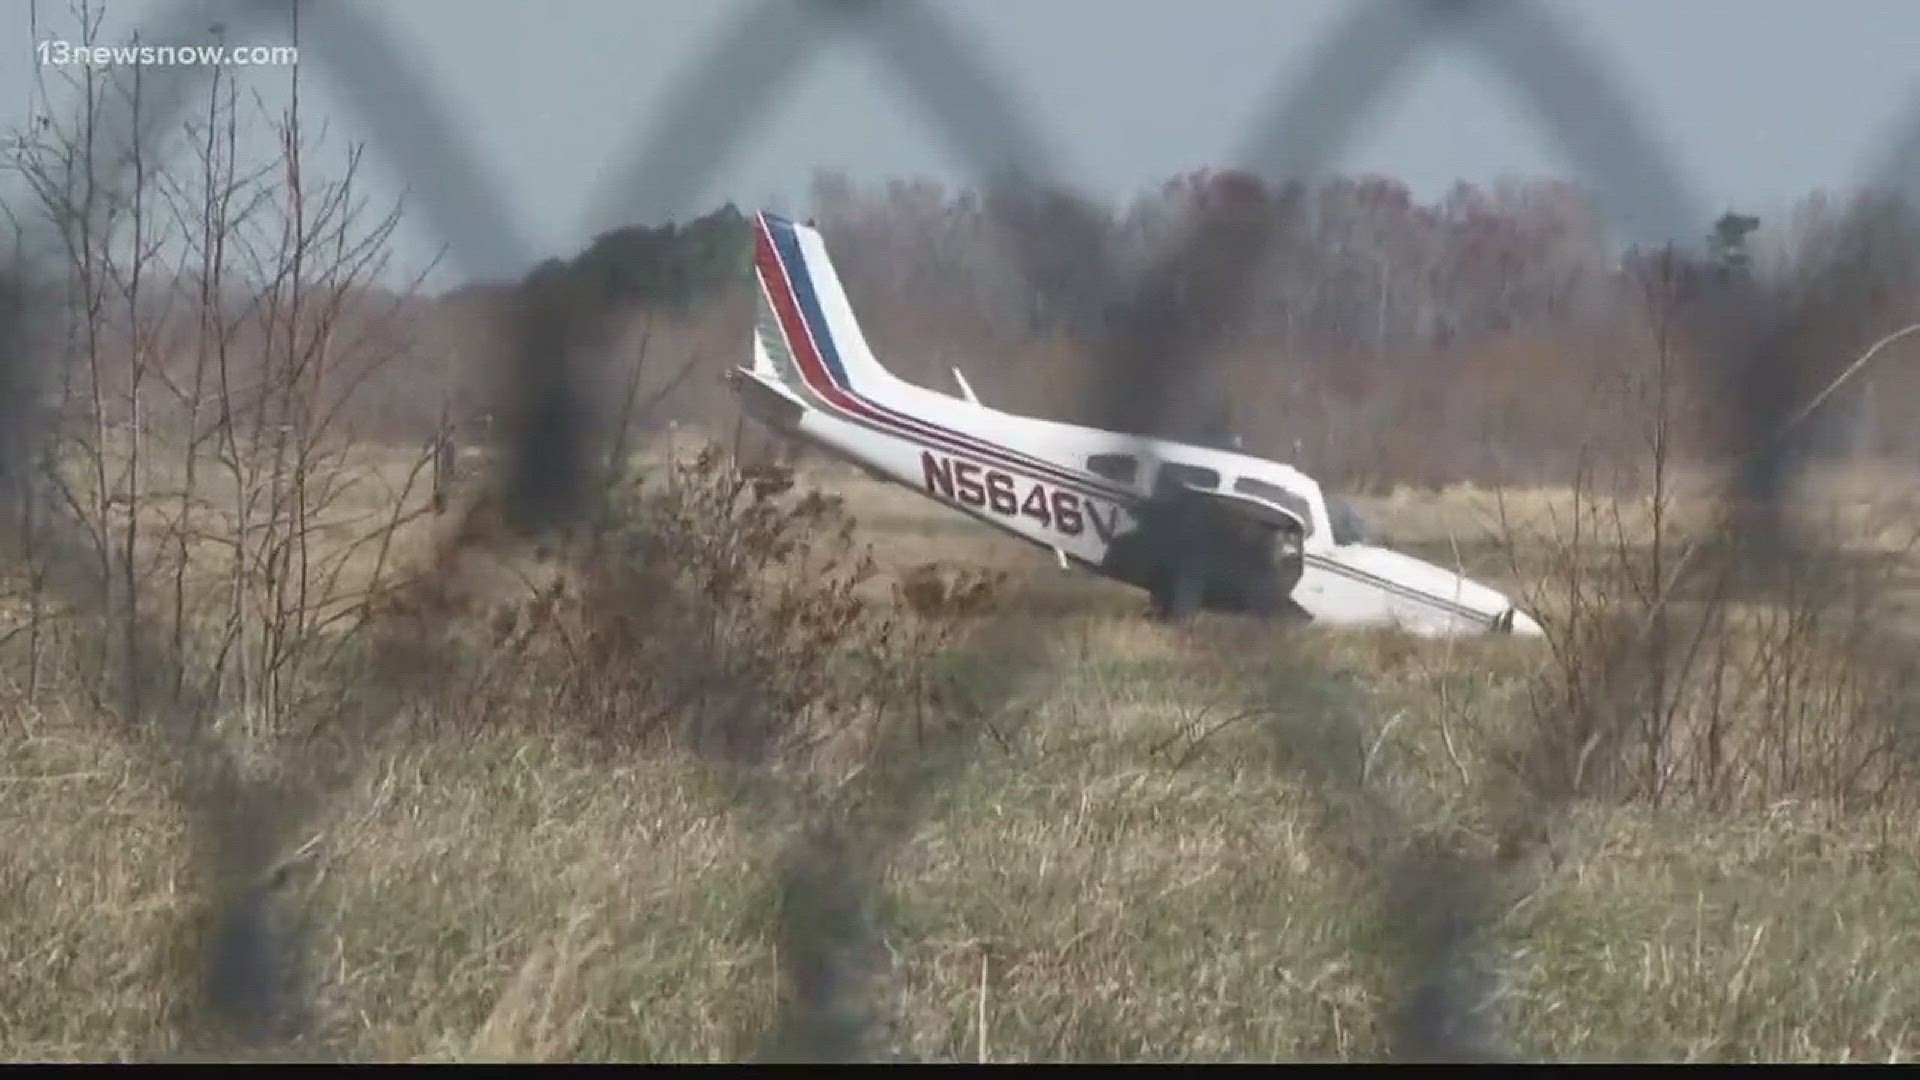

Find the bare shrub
[[1490, 251, 1920, 810], [894, 562, 1004, 620], [4, 6, 434, 745], [461, 445, 975, 773]]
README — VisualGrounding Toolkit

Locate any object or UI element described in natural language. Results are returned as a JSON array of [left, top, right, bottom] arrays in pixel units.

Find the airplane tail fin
[[750, 211, 910, 402]]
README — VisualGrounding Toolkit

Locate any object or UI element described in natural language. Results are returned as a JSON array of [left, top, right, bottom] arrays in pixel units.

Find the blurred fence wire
[[2, 0, 1910, 1062]]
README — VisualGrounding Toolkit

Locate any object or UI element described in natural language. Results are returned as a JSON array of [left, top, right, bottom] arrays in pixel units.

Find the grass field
[[4, 441, 1920, 1062]]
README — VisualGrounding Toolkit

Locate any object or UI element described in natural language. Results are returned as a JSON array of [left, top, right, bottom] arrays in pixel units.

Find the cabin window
[[1233, 477, 1315, 537], [1155, 463, 1221, 492], [1085, 453, 1139, 484]]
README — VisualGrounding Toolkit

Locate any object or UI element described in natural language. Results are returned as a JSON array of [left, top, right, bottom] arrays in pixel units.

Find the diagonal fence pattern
[[2, 0, 1913, 1061]]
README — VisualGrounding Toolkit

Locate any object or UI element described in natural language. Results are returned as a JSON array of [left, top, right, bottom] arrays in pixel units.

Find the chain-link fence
[[4, 0, 1918, 1062]]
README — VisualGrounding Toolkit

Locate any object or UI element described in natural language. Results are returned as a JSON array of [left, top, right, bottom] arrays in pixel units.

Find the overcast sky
[[8, 0, 1920, 288]]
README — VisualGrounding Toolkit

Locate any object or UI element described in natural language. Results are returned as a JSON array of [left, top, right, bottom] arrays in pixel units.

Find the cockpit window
[[1232, 477, 1315, 537], [1085, 453, 1138, 484], [1327, 493, 1371, 545], [1155, 463, 1220, 492]]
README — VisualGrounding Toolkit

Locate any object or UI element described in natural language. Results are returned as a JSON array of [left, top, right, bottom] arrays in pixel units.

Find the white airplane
[[727, 211, 1544, 637]]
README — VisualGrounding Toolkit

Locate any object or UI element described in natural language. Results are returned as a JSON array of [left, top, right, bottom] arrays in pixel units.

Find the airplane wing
[[1168, 482, 1309, 534]]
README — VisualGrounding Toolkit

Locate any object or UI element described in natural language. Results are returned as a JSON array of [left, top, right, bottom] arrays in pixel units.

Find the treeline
[[26, 154, 1918, 490], [455, 168, 1920, 488]]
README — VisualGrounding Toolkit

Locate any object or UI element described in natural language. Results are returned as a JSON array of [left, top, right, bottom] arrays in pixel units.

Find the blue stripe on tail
[[764, 215, 854, 392]]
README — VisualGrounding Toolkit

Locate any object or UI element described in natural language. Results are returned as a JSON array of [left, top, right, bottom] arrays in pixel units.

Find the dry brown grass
[[5, 443, 1920, 1061]]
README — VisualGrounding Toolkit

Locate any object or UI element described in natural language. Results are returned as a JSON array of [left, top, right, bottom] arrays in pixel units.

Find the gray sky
[[8, 0, 1920, 288]]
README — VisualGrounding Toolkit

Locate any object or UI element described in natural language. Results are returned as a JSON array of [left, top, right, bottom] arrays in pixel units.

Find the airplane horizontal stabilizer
[[727, 367, 807, 429]]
